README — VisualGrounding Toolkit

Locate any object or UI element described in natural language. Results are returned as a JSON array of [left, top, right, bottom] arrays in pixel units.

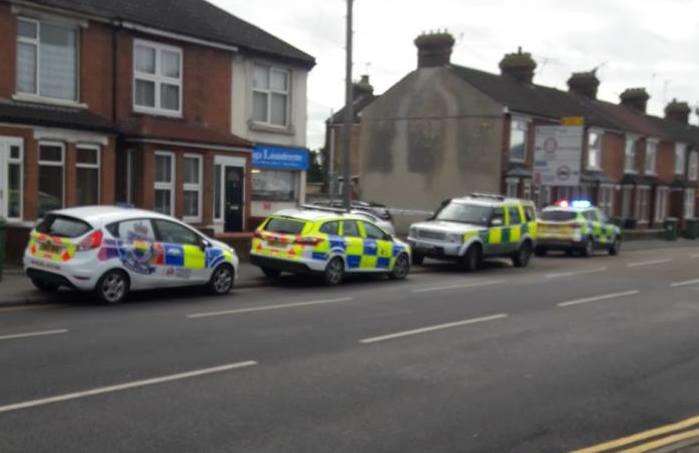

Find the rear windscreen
[[264, 218, 306, 235], [36, 215, 93, 238], [540, 210, 577, 222]]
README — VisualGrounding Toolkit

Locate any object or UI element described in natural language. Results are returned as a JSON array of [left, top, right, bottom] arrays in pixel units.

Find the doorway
[[0, 137, 23, 220], [224, 166, 244, 232]]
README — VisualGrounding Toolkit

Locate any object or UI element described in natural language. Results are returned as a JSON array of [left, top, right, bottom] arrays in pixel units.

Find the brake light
[[295, 236, 322, 246], [77, 230, 103, 251]]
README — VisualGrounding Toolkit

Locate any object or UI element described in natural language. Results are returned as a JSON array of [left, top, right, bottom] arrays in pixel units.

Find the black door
[[224, 166, 244, 232]]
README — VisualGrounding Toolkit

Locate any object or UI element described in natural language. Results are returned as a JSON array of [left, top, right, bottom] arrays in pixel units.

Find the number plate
[[40, 243, 62, 254]]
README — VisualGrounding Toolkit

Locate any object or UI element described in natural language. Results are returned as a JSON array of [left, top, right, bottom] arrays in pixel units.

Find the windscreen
[[35, 215, 93, 238], [540, 210, 578, 222], [435, 202, 493, 226], [264, 217, 306, 235]]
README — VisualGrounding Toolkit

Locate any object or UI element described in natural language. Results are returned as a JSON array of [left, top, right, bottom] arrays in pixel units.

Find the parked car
[[303, 203, 395, 235], [316, 200, 393, 221], [23, 206, 239, 304], [407, 193, 538, 270], [536, 200, 621, 256], [250, 207, 410, 285]]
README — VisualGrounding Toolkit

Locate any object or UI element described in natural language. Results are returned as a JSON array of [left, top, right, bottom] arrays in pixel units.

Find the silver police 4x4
[[407, 193, 538, 271]]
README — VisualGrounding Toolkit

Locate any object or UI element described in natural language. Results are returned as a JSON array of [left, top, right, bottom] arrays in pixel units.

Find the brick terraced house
[[0, 0, 314, 263]]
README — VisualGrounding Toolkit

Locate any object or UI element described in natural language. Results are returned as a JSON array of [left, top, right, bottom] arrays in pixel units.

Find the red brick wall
[[81, 21, 115, 120], [601, 132, 624, 182], [656, 141, 675, 184], [0, 2, 15, 99]]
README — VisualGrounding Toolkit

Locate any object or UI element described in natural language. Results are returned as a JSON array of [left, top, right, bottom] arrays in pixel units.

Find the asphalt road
[[1, 245, 699, 452]]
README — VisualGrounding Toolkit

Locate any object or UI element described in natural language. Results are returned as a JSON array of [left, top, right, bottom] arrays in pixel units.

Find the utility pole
[[342, 0, 354, 210]]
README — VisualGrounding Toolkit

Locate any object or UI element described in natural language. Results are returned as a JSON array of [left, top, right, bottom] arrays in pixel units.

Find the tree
[[307, 149, 325, 184]]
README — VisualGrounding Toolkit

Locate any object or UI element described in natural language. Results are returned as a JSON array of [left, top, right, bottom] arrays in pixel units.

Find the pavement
[[1, 241, 699, 451]]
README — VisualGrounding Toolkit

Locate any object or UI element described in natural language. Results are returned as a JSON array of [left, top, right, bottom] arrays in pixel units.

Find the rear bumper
[[25, 268, 77, 290], [537, 239, 585, 250], [250, 255, 315, 274]]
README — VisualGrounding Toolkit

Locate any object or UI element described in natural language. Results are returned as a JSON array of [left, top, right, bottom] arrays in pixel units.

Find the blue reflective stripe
[[377, 257, 390, 268], [164, 244, 185, 266], [312, 252, 328, 261], [363, 239, 378, 256], [347, 255, 361, 269]]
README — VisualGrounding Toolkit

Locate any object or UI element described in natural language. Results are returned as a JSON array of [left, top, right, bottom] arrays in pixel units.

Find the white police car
[[24, 206, 239, 304]]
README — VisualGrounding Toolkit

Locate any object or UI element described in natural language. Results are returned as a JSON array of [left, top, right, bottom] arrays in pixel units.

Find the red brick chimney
[[414, 31, 455, 68], [352, 74, 374, 99], [499, 47, 537, 84], [620, 88, 650, 113], [664, 98, 691, 124], [567, 70, 600, 99]]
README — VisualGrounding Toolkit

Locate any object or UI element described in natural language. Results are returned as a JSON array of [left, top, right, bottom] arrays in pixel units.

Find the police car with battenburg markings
[[23, 206, 239, 304], [250, 206, 411, 285], [407, 193, 538, 270], [536, 200, 621, 257]]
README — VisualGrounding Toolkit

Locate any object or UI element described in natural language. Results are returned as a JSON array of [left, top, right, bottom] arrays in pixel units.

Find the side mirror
[[200, 238, 211, 250], [491, 218, 503, 227]]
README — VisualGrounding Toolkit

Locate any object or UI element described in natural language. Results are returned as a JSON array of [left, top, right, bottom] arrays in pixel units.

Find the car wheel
[[389, 253, 410, 280], [261, 267, 282, 279], [209, 264, 235, 295], [411, 253, 425, 266], [581, 238, 594, 257], [96, 269, 130, 304], [609, 237, 621, 256], [513, 241, 532, 268], [534, 246, 547, 257], [462, 244, 482, 272], [324, 257, 345, 286], [31, 279, 60, 293]]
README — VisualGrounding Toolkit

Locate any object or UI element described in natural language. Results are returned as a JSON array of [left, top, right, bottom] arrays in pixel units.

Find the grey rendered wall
[[358, 67, 504, 233]]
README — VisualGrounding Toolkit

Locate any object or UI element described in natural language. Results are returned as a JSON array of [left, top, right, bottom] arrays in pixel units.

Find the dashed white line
[[557, 290, 640, 308], [187, 297, 354, 319], [359, 313, 508, 344], [0, 361, 257, 414], [670, 279, 699, 288], [627, 258, 672, 268], [546, 267, 607, 279], [0, 329, 68, 342], [411, 279, 505, 294]]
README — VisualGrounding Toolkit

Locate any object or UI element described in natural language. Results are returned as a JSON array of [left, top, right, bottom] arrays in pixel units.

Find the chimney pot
[[567, 70, 600, 99], [619, 88, 650, 113], [499, 47, 537, 84], [664, 98, 691, 124], [414, 31, 455, 68]]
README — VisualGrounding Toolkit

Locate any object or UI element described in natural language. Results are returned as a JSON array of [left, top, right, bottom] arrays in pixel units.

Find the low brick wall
[[622, 229, 664, 241]]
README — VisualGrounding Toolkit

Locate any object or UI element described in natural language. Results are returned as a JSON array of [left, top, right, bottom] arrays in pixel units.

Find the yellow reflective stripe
[[510, 225, 521, 242], [489, 228, 502, 245], [183, 245, 205, 269]]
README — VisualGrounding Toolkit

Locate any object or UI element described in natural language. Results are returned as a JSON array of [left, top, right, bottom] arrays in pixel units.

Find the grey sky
[[210, 0, 699, 150]]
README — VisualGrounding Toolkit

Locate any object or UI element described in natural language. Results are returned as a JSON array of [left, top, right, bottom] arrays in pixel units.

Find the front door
[[0, 137, 23, 220], [224, 166, 244, 232]]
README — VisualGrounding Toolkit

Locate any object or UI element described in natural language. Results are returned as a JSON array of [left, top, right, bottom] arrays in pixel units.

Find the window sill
[[248, 120, 295, 136], [183, 216, 202, 224], [133, 106, 183, 119], [13, 94, 87, 109]]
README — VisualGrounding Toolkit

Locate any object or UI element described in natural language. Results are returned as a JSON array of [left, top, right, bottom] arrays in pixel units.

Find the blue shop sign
[[252, 145, 309, 170]]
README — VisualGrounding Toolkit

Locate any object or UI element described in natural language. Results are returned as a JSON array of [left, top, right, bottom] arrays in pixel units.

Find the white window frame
[[154, 151, 175, 216], [675, 143, 686, 176], [635, 186, 650, 223], [587, 129, 603, 170], [685, 188, 696, 219], [16, 16, 80, 103], [645, 139, 658, 175], [505, 177, 519, 198], [599, 184, 614, 217], [75, 144, 100, 205], [37, 141, 65, 217], [509, 116, 528, 163], [213, 163, 223, 223], [654, 186, 669, 224], [689, 151, 698, 182], [1, 137, 24, 221], [182, 154, 202, 223], [133, 39, 183, 117], [252, 64, 290, 127], [624, 135, 637, 174], [522, 179, 532, 200]]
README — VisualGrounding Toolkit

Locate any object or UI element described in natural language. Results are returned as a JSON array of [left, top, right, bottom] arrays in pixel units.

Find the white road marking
[[627, 258, 672, 268], [546, 267, 607, 279], [670, 279, 699, 288], [411, 279, 505, 294], [187, 297, 354, 319], [557, 290, 640, 308], [359, 313, 508, 344], [0, 361, 257, 414], [0, 329, 68, 342]]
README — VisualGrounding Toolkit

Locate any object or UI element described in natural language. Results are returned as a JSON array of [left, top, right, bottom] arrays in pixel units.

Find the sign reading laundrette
[[533, 125, 583, 186], [252, 145, 309, 170]]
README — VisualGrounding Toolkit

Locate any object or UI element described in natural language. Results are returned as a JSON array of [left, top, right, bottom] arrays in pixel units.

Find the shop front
[[251, 144, 309, 227]]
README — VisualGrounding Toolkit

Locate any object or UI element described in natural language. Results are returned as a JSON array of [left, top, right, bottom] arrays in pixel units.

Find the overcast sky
[[210, 0, 699, 150]]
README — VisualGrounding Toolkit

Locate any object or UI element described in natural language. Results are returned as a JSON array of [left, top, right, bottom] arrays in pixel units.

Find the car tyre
[[609, 237, 621, 256], [580, 238, 594, 257], [261, 267, 282, 279], [512, 241, 533, 268], [534, 246, 547, 257], [31, 279, 60, 293], [462, 244, 482, 272], [96, 269, 130, 304], [389, 253, 410, 280], [324, 257, 345, 286], [411, 253, 425, 266], [209, 264, 235, 295]]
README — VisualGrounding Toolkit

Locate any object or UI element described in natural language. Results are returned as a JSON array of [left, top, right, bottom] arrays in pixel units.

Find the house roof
[[29, 0, 315, 67], [329, 93, 378, 125], [0, 100, 115, 133]]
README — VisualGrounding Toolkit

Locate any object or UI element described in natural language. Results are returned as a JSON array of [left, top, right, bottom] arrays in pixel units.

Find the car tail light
[[77, 230, 103, 251], [295, 236, 322, 246]]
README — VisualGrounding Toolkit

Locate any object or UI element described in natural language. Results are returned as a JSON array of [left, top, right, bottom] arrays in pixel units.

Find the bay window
[[685, 189, 696, 219], [252, 169, 297, 201], [675, 143, 686, 176], [624, 136, 636, 173], [17, 17, 78, 101], [252, 65, 289, 126], [38, 143, 64, 217], [689, 151, 698, 181], [76, 145, 100, 206], [509, 117, 528, 162], [505, 178, 519, 198], [134, 40, 182, 116], [183, 155, 202, 222], [645, 140, 658, 175], [154, 152, 174, 215], [599, 185, 614, 217], [654, 186, 669, 223], [587, 130, 602, 170], [635, 186, 650, 223]]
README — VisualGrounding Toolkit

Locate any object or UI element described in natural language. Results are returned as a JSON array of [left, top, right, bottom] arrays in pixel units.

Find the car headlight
[[447, 233, 463, 243]]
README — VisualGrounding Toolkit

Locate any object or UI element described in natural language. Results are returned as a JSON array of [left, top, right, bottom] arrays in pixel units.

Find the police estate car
[[536, 200, 621, 257], [24, 206, 239, 304], [407, 193, 538, 270], [250, 207, 411, 285]]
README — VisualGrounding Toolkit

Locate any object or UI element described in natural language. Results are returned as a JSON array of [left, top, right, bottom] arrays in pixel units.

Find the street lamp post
[[342, 0, 354, 211]]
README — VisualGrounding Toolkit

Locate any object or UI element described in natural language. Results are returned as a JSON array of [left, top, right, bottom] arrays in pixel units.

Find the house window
[[522, 179, 532, 200], [133, 40, 182, 116], [3, 143, 23, 220], [675, 143, 686, 176], [587, 130, 602, 170], [213, 164, 222, 221], [505, 178, 519, 198], [645, 140, 658, 175], [76, 145, 100, 206], [252, 169, 297, 201], [621, 186, 633, 218], [154, 152, 174, 215], [252, 65, 289, 126], [624, 136, 636, 173], [183, 155, 202, 222], [654, 186, 669, 223], [685, 188, 696, 218], [17, 18, 78, 101], [509, 118, 528, 162], [599, 185, 614, 217], [38, 143, 64, 217], [689, 151, 698, 181], [635, 186, 650, 223]]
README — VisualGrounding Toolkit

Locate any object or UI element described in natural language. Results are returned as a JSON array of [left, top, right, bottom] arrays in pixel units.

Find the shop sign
[[252, 145, 309, 170], [533, 125, 583, 186]]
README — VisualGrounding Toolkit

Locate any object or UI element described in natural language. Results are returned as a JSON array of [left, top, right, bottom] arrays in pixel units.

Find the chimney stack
[[567, 70, 600, 99], [414, 31, 455, 68], [499, 47, 537, 84], [664, 98, 691, 124], [619, 88, 650, 113], [352, 74, 374, 99]]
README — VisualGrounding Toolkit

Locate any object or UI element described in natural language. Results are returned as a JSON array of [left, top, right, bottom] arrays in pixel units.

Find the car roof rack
[[469, 192, 506, 201], [300, 204, 349, 214]]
